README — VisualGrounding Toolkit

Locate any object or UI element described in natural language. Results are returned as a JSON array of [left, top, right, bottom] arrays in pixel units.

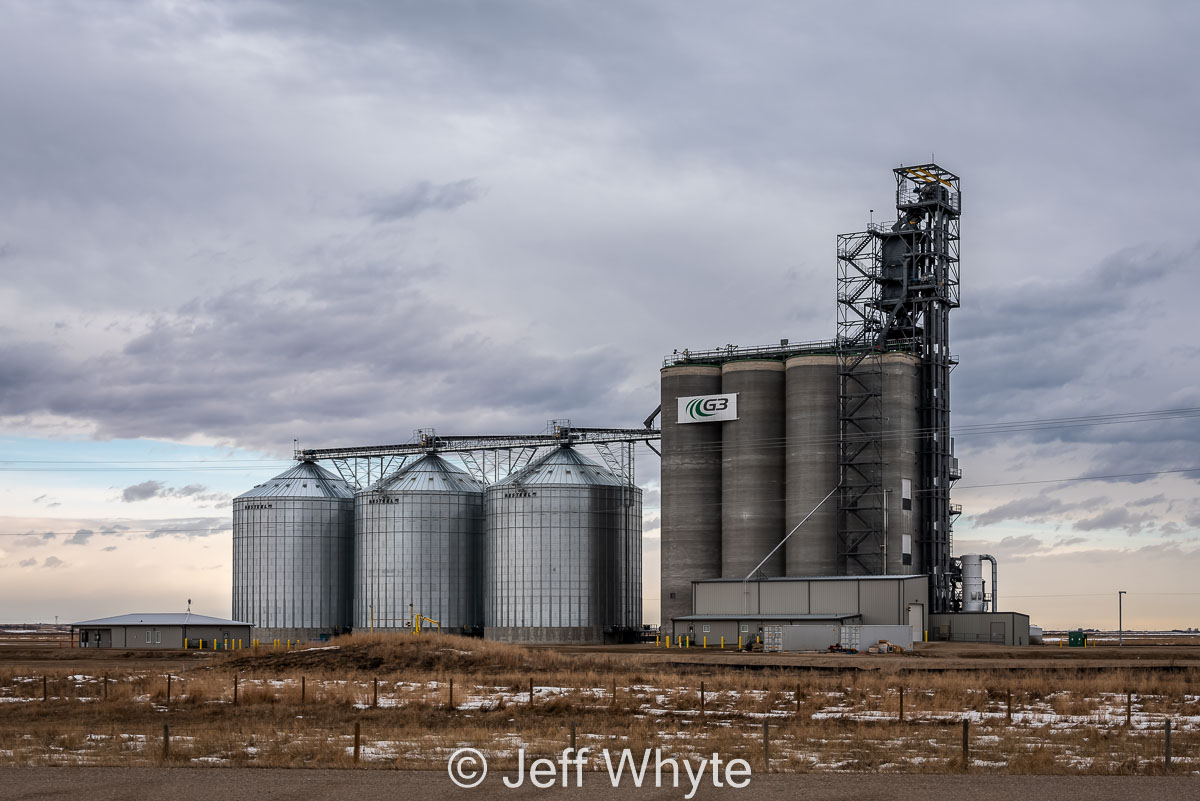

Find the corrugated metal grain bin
[[354, 454, 484, 634], [484, 447, 641, 644], [233, 461, 354, 642]]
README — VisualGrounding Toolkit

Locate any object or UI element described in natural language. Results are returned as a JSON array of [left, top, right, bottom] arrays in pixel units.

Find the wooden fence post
[[302, 676, 306, 704], [449, 677, 455, 711], [1165, 718, 1172, 770], [233, 675, 238, 706], [103, 675, 108, 701], [372, 677, 378, 708], [1006, 689, 1012, 723], [529, 677, 534, 705], [762, 721, 770, 772], [354, 721, 361, 763], [162, 723, 170, 761], [795, 683, 801, 718], [961, 719, 969, 771], [42, 676, 47, 702], [1126, 692, 1132, 727], [569, 720, 577, 752], [167, 674, 171, 703], [700, 681, 705, 716]]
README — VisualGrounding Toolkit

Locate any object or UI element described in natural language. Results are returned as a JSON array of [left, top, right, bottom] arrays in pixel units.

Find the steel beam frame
[[298, 423, 658, 490], [836, 164, 961, 610]]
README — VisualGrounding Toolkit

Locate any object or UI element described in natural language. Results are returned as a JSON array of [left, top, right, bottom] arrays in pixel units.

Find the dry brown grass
[[0, 634, 1196, 773]]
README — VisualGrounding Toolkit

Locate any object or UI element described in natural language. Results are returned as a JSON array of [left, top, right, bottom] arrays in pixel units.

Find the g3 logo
[[685, 397, 728, 419]]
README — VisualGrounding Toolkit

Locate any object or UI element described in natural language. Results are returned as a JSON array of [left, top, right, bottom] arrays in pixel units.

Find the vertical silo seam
[[721, 360, 786, 579], [659, 365, 723, 632]]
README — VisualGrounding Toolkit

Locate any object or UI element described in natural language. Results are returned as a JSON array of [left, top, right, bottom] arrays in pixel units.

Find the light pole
[[1118, 591, 1126, 647]]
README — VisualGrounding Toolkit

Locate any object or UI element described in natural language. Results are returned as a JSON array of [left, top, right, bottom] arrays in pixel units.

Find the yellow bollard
[[182, 639, 187, 651], [703, 636, 707, 649], [666, 635, 670, 649], [656, 635, 660, 647], [720, 636, 725, 649], [738, 635, 742, 649]]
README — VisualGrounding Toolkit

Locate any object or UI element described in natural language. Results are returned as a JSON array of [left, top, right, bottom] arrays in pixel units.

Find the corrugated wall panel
[[810, 580, 858, 614], [858, 578, 902, 625], [761, 581, 810, 614], [694, 582, 745, 614]]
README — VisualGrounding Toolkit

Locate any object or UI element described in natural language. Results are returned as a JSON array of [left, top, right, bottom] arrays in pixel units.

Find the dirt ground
[[4, 767, 1200, 801]]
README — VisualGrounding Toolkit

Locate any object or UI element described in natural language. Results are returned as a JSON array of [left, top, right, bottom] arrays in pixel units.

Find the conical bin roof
[[494, 446, 625, 488], [372, 453, 485, 494], [236, 461, 355, 500]]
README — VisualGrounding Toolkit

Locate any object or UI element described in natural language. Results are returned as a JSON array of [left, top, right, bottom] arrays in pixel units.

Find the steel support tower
[[837, 164, 961, 611]]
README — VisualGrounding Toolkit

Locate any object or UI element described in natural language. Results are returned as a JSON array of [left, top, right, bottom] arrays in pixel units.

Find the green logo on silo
[[685, 396, 728, 420]]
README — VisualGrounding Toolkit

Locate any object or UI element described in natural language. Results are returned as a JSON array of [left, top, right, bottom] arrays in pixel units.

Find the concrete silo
[[659, 364, 722, 630], [232, 460, 354, 642], [720, 360, 785, 578], [485, 446, 642, 644], [354, 453, 484, 634], [784, 354, 840, 576], [882, 352, 922, 574]]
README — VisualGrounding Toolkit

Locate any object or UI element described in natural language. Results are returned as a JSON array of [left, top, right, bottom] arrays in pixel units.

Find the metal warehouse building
[[671, 575, 929, 645], [73, 613, 253, 650]]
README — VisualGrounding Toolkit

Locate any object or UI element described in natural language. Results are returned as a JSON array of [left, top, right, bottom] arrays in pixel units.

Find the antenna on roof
[[187, 598, 191, 612]]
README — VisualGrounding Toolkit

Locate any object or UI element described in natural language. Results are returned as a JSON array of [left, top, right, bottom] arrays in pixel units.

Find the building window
[[740, 624, 749, 633], [702, 624, 711, 633], [669, 592, 675, 599], [901, 479, 912, 511], [145, 631, 151, 644], [154, 630, 161, 644]]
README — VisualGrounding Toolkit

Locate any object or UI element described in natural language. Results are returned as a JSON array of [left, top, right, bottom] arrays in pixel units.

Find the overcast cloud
[[1, 1, 1198, 626]]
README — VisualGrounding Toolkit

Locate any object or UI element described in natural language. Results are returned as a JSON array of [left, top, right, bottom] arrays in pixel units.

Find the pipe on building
[[742, 486, 838, 613], [979, 554, 998, 612]]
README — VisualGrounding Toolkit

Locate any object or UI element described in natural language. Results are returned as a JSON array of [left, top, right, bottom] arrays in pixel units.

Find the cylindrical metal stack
[[721, 360, 785, 579], [658, 365, 722, 631], [353, 454, 484, 634], [784, 354, 840, 576], [960, 554, 985, 611], [882, 352, 921, 574], [484, 446, 642, 644], [232, 461, 354, 643]]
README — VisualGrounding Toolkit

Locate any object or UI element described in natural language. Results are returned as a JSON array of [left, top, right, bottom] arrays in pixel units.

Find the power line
[[951, 467, 1200, 491], [1008, 593, 1200, 598], [0, 406, 1197, 470]]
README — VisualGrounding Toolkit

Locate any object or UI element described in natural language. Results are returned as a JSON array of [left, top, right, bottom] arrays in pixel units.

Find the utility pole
[[1118, 590, 1126, 647]]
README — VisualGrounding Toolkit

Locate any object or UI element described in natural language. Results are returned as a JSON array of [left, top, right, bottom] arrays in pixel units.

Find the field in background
[[0, 631, 1197, 774]]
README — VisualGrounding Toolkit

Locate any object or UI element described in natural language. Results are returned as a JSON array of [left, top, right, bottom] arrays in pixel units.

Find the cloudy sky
[[2, 1, 1198, 629]]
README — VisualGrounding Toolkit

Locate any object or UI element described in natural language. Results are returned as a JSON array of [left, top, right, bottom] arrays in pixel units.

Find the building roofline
[[673, 613, 862, 621], [72, 612, 255, 627], [693, 575, 927, 584]]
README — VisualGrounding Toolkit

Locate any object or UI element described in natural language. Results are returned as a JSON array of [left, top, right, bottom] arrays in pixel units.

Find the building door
[[990, 621, 1006, 644], [907, 603, 924, 643]]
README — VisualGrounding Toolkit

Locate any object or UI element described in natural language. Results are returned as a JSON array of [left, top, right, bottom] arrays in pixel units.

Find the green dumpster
[[1068, 630, 1086, 647]]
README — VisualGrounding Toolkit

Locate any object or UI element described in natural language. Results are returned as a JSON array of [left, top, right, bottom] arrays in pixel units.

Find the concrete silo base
[[485, 626, 608, 645], [251, 627, 342, 645]]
